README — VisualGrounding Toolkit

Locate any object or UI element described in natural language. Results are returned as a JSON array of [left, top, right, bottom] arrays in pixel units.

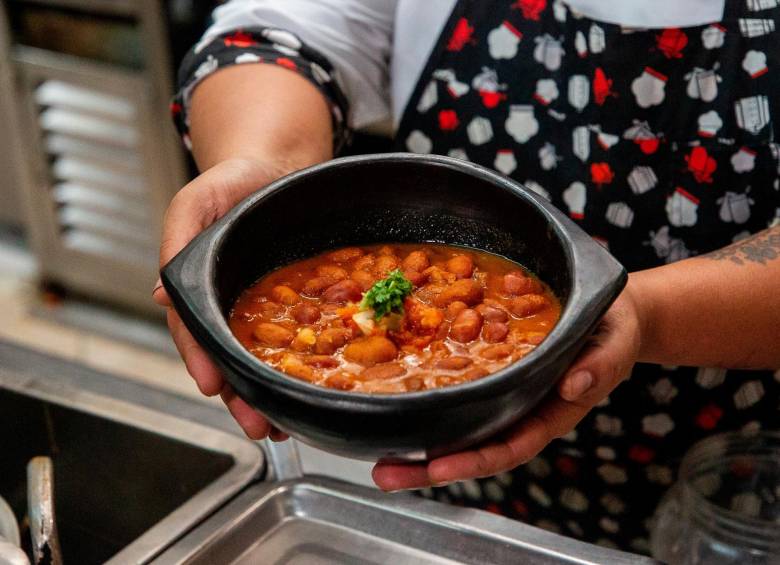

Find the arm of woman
[[373, 225, 780, 490]]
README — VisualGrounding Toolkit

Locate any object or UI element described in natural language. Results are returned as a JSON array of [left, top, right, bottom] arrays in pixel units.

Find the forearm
[[633, 226, 780, 369], [188, 64, 333, 173]]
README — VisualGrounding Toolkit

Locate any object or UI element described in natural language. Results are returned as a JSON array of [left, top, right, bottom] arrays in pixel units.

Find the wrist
[[624, 270, 658, 363]]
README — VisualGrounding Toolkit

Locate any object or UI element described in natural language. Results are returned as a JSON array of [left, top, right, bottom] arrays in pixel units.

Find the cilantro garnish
[[360, 269, 413, 321]]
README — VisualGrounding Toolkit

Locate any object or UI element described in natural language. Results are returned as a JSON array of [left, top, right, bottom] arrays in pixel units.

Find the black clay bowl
[[161, 153, 626, 461]]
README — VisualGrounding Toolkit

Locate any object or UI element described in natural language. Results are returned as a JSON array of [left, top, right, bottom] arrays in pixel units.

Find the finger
[[152, 277, 172, 307], [220, 384, 271, 439], [427, 397, 591, 485], [269, 426, 290, 442], [372, 462, 431, 491], [167, 309, 223, 396], [557, 314, 637, 404], [159, 181, 220, 270]]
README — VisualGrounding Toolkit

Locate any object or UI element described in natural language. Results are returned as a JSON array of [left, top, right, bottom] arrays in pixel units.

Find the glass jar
[[650, 431, 780, 564]]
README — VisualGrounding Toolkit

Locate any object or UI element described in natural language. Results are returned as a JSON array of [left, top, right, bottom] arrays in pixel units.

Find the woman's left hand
[[372, 280, 645, 491]]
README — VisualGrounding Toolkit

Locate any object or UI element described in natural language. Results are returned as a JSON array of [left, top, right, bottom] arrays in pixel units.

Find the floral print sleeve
[[171, 27, 351, 154]]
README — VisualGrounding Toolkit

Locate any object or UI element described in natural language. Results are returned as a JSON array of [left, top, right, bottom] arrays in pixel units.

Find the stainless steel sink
[[0, 342, 264, 564], [155, 474, 661, 565]]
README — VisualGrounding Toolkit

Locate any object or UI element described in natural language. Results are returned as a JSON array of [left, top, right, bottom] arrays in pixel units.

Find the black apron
[[394, 0, 780, 552]]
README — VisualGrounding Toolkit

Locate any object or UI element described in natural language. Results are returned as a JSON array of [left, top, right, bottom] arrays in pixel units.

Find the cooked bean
[[315, 327, 351, 354], [402, 250, 430, 273], [360, 362, 406, 380], [377, 245, 395, 256], [434, 375, 459, 387], [325, 373, 355, 390], [435, 279, 484, 307], [281, 361, 315, 381], [257, 301, 284, 319], [476, 303, 508, 322], [270, 285, 301, 306], [404, 377, 424, 392], [509, 294, 548, 318], [304, 355, 340, 368], [436, 356, 474, 370], [503, 270, 542, 296], [253, 323, 294, 348], [353, 254, 375, 271], [351, 270, 376, 291], [422, 266, 456, 284], [291, 303, 321, 324], [323, 279, 363, 303], [445, 300, 468, 320], [403, 269, 426, 287], [435, 322, 450, 340], [446, 255, 474, 279], [328, 247, 363, 262], [373, 255, 400, 276], [302, 277, 335, 297], [343, 336, 398, 366], [480, 344, 513, 359], [291, 327, 317, 352], [483, 321, 509, 343], [315, 264, 348, 281], [462, 366, 490, 380], [450, 309, 483, 343]]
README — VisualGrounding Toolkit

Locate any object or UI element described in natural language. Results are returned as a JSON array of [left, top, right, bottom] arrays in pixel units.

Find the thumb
[[557, 306, 639, 405]]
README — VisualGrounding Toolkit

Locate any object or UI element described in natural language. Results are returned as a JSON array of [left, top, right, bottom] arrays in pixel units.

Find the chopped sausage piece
[[351, 270, 376, 290], [304, 355, 340, 368], [270, 285, 301, 306], [450, 309, 483, 343], [315, 264, 348, 281], [373, 255, 400, 276], [445, 300, 468, 320], [509, 294, 548, 318], [483, 321, 509, 343], [435, 279, 484, 307], [328, 247, 364, 262], [503, 270, 542, 296], [253, 323, 294, 348], [302, 277, 336, 297], [343, 336, 398, 366], [291, 303, 321, 324], [480, 344, 513, 360], [406, 300, 445, 333], [323, 279, 363, 303], [359, 362, 406, 380], [446, 255, 474, 279], [315, 327, 351, 354], [435, 356, 474, 370], [476, 303, 509, 322], [402, 250, 430, 273]]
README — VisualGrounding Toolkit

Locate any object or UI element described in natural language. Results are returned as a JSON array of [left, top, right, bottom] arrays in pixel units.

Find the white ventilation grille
[[34, 79, 157, 267]]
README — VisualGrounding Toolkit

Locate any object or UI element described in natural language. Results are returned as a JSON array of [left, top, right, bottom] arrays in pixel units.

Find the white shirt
[[204, 0, 726, 130]]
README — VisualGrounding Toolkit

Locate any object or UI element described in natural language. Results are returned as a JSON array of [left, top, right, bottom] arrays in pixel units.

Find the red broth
[[229, 244, 561, 393]]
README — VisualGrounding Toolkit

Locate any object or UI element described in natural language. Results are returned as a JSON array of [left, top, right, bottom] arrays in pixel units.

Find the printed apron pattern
[[395, 0, 780, 553]]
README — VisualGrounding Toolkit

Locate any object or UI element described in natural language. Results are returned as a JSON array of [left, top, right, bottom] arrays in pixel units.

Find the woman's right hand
[[154, 157, 293, 440]]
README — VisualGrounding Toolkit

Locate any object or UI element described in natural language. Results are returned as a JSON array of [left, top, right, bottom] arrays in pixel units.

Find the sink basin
[[154, 476, 662, 565], [0, 342, 264, 564]]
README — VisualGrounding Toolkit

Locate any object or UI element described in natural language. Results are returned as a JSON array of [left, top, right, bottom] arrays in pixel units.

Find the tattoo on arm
[[702, 226, 780, 265]]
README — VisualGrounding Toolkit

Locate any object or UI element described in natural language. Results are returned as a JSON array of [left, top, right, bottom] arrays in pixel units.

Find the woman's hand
[[154, 157, 295, 441], [372, 280, 646, 491]]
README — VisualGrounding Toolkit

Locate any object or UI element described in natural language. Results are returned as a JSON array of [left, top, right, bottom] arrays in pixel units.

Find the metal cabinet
[[0, 0, 186, 315]]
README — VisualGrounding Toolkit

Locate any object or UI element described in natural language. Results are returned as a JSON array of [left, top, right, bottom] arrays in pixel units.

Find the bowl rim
[[163, 153, 625, 409]]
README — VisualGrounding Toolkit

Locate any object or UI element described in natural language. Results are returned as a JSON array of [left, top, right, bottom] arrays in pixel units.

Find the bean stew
[[229, 244, 561, 393]]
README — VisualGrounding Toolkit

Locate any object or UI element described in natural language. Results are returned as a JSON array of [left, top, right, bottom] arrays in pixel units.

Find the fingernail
[[566, 370, 593, 399], [152, 278, 162, 295], [432, 481, 453, 487]]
